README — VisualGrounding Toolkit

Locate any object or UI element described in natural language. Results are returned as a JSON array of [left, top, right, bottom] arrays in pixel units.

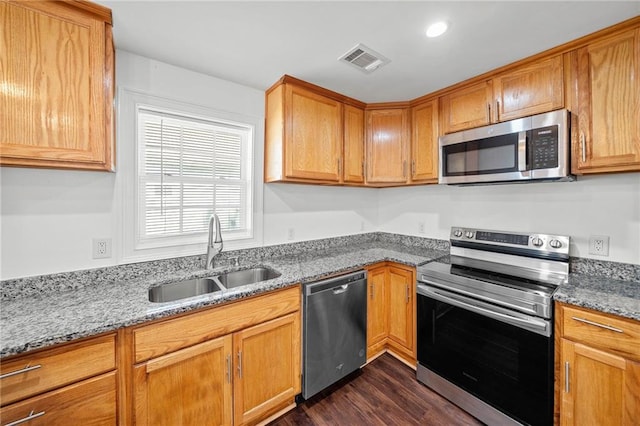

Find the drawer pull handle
[[571, 316, 624, 333], [564, 362, 570, 393], [5, 410, 46, 426], [0, 364, 42, 380]]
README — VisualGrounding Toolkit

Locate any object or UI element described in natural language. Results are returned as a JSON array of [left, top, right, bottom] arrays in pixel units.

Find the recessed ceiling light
[[426, 21, 448, 38]]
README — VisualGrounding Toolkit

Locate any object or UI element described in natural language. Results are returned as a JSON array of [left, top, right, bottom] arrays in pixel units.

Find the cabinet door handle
[[564, 361, 570, 393], [402, 160, 407, 178], [405, 284, 410, 304], [496, 100, 500, 122], [226, 354, 231, 383], [411, 160, 416, 177], [361, 160, 365, 178], [580, 133, 586, 163], [370, 284, 374, 300], [337, 158, 342, 175], [5, 410, 46, 426], [237, 351, 243, 379], [571, 316, 624, 333], [0, 364, 41, 380], [487, 103, 491, 121]]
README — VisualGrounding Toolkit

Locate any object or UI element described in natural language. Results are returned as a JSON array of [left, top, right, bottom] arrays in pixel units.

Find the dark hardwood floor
[[270, 354, 483, 426]]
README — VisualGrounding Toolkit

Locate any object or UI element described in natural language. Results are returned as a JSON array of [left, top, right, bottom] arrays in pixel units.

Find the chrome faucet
[[206, 214, 223, 269]]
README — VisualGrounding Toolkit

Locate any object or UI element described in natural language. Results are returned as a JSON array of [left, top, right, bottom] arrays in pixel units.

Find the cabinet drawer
[[0, 334, 116, 406], [0, 372, 116, 425], [134, 286, 300, 363], [561, 305, 640, 361]]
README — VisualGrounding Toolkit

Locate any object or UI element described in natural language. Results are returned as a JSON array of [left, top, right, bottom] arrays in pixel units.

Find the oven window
[[443, 133, 519, 176], [417, 294, 553, 426]]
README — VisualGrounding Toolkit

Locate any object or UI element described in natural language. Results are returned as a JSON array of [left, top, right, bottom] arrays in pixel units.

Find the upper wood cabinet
[[440, 55, 564, 134], [265, 82, 343, 183], [410, 99, 439, 183], [0, 0, 115, 171], [493, 55, 564, 122], [366, 107, 410, 185], [343, 104, 365, 184], [439, 81, 493, 134], [571, 28, 640, 174]]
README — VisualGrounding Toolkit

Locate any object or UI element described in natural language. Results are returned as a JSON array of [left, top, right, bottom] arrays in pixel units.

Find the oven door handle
[[417, 284, 550, 336]]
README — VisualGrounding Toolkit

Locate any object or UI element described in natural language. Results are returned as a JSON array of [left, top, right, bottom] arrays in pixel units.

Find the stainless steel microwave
[[439, 109, 574, 185]]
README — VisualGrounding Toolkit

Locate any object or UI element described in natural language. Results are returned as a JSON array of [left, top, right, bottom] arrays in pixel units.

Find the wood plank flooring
[[270, 353, 483, 425]]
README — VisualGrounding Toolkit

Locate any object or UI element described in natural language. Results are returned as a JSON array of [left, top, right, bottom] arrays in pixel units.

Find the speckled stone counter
[[3, 231, 638, 359], [0, 236, 447, 358], [554, 274, 640, 321]]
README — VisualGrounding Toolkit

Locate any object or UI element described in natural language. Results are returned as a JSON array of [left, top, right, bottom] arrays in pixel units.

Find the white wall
[[378, 173, 640, 264], [2, 52, 639, 280], [0, 51, 378, 280]]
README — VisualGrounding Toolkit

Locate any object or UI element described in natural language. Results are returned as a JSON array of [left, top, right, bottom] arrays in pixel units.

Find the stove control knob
[[453, 229, 463, 238], [532, 237, 544, 247], [465, 231, 475, 239], [549, 239, 562, 249]]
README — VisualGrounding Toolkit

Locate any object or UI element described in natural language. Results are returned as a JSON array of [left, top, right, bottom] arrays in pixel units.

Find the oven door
[[417, 283, 554, 426]]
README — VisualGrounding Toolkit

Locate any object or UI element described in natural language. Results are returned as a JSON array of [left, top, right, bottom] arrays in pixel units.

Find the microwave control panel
[[530, 125, 559, 169]]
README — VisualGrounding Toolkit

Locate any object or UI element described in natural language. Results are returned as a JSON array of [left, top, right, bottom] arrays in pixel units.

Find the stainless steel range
[[416, 227, 570, 426]]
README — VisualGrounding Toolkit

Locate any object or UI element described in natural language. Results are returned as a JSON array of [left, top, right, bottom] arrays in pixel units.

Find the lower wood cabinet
[[556, 303, 640, 425], [130, 286, 301, 426], [0, 373, 117, 426], [0, 333, 117, 425], [134, 336, 233, 426], [365, 263, 416, 365]]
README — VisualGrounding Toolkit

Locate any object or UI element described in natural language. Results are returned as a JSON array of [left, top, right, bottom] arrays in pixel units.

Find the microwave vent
[[339, 43, 390, 74]]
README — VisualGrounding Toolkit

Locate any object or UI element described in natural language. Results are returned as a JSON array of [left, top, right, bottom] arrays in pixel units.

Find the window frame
[[117, 88, 264, 263]]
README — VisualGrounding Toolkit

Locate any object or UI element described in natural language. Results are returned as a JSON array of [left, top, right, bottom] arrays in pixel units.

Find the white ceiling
[[100, 1, 640, 103]]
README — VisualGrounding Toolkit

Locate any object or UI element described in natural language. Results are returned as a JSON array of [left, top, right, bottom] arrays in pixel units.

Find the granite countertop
[[2, 234, 638, 359], [554, 274, 640, 321], [0, 241, 446, 358]]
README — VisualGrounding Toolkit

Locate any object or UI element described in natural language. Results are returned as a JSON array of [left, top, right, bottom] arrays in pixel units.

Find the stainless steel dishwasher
[[302, 270, 367, 399]]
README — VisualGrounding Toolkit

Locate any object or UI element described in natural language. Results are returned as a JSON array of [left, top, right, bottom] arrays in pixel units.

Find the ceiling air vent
[[339, 43, 390, 74]]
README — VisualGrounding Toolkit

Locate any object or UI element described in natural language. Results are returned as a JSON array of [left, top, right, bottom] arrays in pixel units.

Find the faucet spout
[[206, 214, 223, 269]]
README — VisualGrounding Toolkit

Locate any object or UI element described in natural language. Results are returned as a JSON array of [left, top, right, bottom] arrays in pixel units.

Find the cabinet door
[[387, 266, 415, 358], [494, 55, 564, 121], [366, 266, 388, 358], [285, 85, 342, 181], [560, 339, 640, 426], [440, 81, 493, 134], [343, 104, 365, 183], [411, 99, 439, 183], [366, 108, 409, 184], [0, 1, 114, 171], [133, 336, 233, 426], [233, 313, 300, 426], [0, 373, 116, 426], [573, 28, 640, 174]]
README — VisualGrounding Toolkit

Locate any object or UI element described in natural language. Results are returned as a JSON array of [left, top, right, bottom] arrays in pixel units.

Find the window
[[136, 107, 253, 249]]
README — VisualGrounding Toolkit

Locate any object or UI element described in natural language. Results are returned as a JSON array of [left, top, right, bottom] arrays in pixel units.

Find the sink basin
[[213, 267, 280, 289], [149, 278, 223, 303]]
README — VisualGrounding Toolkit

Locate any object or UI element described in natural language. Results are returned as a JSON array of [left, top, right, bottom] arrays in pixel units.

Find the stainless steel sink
[[148, 267, 281, 303], [148, 278, 223, 303], [213, 267, 280, 289]]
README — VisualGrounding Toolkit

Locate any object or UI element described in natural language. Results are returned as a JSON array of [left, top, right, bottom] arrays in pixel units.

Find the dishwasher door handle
[[332, 284, 349, 294]]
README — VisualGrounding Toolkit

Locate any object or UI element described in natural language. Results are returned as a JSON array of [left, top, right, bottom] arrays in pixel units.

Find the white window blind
[[136, 107, 253, 247]]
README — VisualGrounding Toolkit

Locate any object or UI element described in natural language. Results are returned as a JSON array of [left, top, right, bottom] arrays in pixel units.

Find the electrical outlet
[[93, 238, 112, 259], [418, 222, 425, 234], [589, 235, 610, 256], [287, 228, 295, 241]]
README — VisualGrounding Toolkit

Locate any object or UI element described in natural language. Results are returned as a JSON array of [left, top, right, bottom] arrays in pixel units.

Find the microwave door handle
[[518, 131, 527, 171]]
